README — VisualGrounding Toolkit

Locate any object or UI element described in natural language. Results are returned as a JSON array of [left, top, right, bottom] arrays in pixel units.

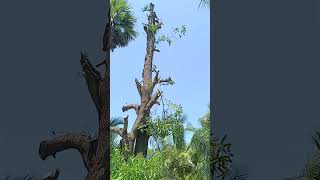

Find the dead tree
[[38, 3, 111, 180], [111, 3, 173, 156]]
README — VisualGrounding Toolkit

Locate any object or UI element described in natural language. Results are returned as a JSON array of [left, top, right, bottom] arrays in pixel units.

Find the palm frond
[[111, 117, 124, 127], [1, 175, 40, 180], [305, 150, 320, 180], [224, 163, 249, 180], [110, 0, 138, 50], [172, 115, 186, 150], [313, 131, 320, 151]]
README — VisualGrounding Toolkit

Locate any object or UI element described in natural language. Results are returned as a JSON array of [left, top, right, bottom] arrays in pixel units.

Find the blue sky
[[111, 0, 210, 142]]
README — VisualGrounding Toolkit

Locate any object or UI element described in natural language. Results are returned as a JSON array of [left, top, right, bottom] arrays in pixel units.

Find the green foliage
[[211, 134, 233, 178], [155, 25, 187, 47], [144, 102, 186, 150], [110, 102, 242, 179], [110, 0, 138, 50], [111, 149, 165, 180], [148, 24, 159, 34], [111, 103, 212, 179]]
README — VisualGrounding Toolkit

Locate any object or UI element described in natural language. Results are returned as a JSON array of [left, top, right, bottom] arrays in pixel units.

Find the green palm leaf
[[111, 117, 124, 127], [111, 0, 137, 50]]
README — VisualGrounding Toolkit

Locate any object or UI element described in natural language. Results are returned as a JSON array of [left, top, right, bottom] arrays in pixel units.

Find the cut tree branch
[[159, 77, 173, 84], [123, 115, 128, 133], [110, 127, 126, 139], [110, 115, 129, 139], [122, 104, 139, 113], [80, 53, 104, 114], [135, 78, 142, 96], [39, 133, 90, 160], [152, 71, 173, 91], [146, 90, 162, 110]]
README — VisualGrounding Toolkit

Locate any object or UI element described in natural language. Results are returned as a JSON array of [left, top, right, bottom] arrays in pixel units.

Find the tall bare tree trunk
[[112, 3, 173, 157]]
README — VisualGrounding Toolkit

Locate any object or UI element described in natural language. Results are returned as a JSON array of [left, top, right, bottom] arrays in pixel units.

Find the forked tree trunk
[[38, 2, 110, 180]]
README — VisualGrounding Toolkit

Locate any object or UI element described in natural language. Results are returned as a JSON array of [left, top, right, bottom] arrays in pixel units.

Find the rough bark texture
[[38, 3, 110, 180], [111, 3, 173, 157]]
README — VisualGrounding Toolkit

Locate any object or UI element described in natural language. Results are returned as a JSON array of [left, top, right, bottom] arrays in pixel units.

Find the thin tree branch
[[96, 60, 106, 68], [146, 90, 162, 110]]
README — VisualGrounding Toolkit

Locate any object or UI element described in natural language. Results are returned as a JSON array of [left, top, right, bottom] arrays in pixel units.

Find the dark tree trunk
[[38, 2, 110, 179], [134, 131, 150, 156]]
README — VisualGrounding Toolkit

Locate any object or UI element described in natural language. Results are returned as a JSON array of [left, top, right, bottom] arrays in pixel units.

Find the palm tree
[[99, 0, 137, 66], [110, 0, 138, 50]]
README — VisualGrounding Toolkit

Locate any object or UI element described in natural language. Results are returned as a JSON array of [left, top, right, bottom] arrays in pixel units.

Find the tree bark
[[118, 3, 169, 157], [38, 2, 110, 179]]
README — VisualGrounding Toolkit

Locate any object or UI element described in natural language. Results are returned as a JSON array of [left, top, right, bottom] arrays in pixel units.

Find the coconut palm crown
[[110, 0, 138, 51]]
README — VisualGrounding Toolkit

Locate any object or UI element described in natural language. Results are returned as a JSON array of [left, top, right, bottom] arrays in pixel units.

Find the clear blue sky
[[111, 0, 210, 142]]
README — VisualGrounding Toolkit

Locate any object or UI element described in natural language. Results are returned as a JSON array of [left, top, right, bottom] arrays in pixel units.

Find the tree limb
[[146, 90, 162, 110], [110, 127, 125, 139], [152, 70, 174, 91], [110, 115, 129, 139], [39, 133, 90, 160], [80, 53, 104, 114], [122, 104, 139, 114], [135, 78, 142, 96], [123, 115, 128, 134], [159, 77, 173, 84]]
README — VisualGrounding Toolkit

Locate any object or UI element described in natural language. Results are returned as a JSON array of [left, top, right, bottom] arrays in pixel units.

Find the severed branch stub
[[122, 104, 140, 114], [111, 115, 129, 139], [111, 115, 130, 158], [39, 133, 91, 160]]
